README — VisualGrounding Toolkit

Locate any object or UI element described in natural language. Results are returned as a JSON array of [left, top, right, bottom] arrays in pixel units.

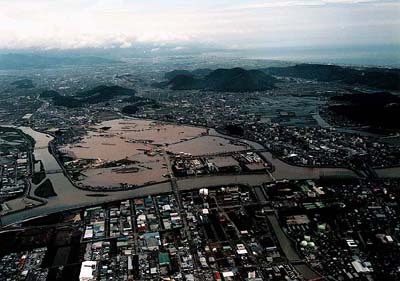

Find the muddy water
[[81, 157, 168, 187], [2, 126, 172, 226], [19, 127, 60, 171], [66, 119, 205, 160], [167, 135, 249, 155], [2, 122, 396, 227], [62, 119, 206, 187], [93, 119, 206, 145]]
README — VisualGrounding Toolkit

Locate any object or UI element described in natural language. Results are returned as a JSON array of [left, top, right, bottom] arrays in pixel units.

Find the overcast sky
[[0, 0, 399, 50]]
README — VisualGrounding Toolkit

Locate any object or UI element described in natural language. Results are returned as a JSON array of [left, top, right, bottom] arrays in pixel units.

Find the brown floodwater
[[81, 157, 168, 187], [3, 122, 396, 227], [64, 119, 206, 160], [167, 135, 249, 155], [62, 119, 206, 187]]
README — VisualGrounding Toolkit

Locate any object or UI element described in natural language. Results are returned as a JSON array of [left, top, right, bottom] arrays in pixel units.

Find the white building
[[79, 261, 97, 281]]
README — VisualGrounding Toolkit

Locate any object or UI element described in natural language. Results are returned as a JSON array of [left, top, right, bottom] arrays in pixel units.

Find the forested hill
[[262, 64, 400, 90], [157, 67, 278, 92]]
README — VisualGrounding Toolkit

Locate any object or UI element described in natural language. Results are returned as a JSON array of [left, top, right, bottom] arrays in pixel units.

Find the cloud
[[225, 0, 397, 10], [172, 46, 186, 51], [0, 0, 398, 50]]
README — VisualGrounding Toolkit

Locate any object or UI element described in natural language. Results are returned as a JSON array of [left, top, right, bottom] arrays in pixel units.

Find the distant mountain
[[203, 68, 278, 92], [74, 85, 135, 100], [121, 95, 159, 115], [11, 79, 35, 89], [164, 68, 212, 80], [191, 68, 213, 77], [41, 85, 157, 111], [263, 64, 400, 90], [41, 85, 136, 107], [165, 70, 193, 80], [40, 90, 60, 98], [0, 54, 121, 69], [159, 68, 277, 92], [329, 91, 400, 129]]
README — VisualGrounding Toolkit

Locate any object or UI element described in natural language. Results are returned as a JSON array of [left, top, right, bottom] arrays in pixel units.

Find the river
[[209, 129, 359, 180], [1, 125, 397, 227], [1, 127, 172, 226]]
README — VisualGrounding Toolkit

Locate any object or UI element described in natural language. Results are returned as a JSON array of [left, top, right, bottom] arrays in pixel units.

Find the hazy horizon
[[0, 44, 399, 68], [1, 1, 399, 48], [1, 0, 399, 66]]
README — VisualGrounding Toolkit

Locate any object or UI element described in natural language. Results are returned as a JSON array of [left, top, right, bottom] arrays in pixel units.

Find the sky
[[0, 0, 399, 51]]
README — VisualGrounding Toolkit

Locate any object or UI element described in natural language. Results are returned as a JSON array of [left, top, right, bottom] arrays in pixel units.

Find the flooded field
[[80, 155, 167, 188], [167, 135, 249, 156], [64, 119, 206, 160], [61, 119, 206, 187], [2, 122, 394, 227]]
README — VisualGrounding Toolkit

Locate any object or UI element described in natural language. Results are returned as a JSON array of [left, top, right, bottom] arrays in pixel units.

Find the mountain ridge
[[262, 63, 400, 90], [0, 53, 121, 69], [158, 67, 278, 92]]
